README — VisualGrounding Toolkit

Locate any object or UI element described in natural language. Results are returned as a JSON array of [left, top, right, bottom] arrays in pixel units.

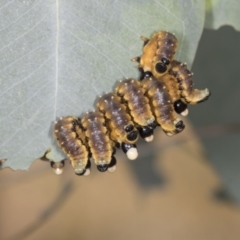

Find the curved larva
[[132, 31, 178, 79], [141, 76, 185, 136], [54, 117, 91, 176], [169, 60, 211, 104], [96, 93, 139, 160], [161, 74, 189, 116], [115, 78, 157, 142], [81, 111, 117, 173]]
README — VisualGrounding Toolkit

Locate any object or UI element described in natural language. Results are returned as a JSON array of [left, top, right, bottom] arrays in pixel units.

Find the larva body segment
[[96, 93, 139, 160], [54, 117, 91, 176], [115, 78, 157, 142], [141, 77, 185, 136], [169, 60, 211, 104], [161, 74, 189, 116], [133, 31, 178, 79], [81, 111, 117, 173]]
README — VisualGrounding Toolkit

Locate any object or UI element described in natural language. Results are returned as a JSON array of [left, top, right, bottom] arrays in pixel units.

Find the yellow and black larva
[[53, 77, 184, 175], [54, 117, 91, 176], [161, 71, 189, 116], [134, 31, 211, 116], [133, 31, 189, 115], [141, 76, 185, 136], [132, 31, 178, 79], [168, 60, 211, 104], [97, 93, 139, 160], [115, 78, 157, 142], [52, 30, 210, 176], [81, 111, 117, 173]]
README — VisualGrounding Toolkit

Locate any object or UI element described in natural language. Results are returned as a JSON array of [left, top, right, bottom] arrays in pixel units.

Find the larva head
[[174, 100, 188, 116], [139, 120, 157, 142], [50, 160, 65, 175], [165, 119, 185, 136], [152, 57, 170, 77], [139, 68, 153, 80], [96, 160, 109, 172], [73, 159, 91, 176], [124, 124, 138, 143], [139, 126, 154, 142]]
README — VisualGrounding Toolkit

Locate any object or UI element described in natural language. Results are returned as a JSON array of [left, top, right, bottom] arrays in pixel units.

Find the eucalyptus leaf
[[0, 0, 205, 170], [205, 0, 240, 30]]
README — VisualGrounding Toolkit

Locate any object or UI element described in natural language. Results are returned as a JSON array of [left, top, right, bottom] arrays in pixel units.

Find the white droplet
[[181, 108, 189, 117], [108, 165, 116, 173], [126, 148, 138, 160], [53, 168, 63, 175], [144, 135, 154, 142], [84, 168, 91, 176]]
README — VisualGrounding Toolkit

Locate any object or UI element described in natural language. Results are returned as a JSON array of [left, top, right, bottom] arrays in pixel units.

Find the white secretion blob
[[126, 148, 138, 160], [144, 135, 154, 142], [180, 108, 189, 117], [108, 165, 117, 173]]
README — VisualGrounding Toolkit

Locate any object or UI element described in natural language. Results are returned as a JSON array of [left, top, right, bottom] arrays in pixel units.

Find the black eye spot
[[125, 124, 134, 133], [97, 164, 108, 172], [162, 58, 170, 65], [174, 100, 187, 114], [127, 130, 138, 141], [155, 62, 167, 73]]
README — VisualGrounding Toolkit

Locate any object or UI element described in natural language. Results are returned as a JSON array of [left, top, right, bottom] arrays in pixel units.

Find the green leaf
[[0, 0, 205, 170], [205, 0, 240, 30]]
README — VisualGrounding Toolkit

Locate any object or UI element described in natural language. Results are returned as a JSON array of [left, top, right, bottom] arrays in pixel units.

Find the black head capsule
[[155, 61, 167, 74], [139, 69, 153, 80], [50, 160, 65, 175], [127, 130, 138, 141], [125, 124, 134, 133], [143, 71, 153, 79], [139, 126, 154, 142], [121, 143, 138, 160], [175, 120, 185, 133], [174, 100, 188, 116], [162, 58, 170, 65], [97, 164, 108, 172]]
